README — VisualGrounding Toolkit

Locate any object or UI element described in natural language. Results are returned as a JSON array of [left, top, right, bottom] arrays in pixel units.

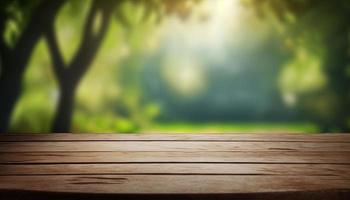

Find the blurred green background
[[1, 0, 349, 133]]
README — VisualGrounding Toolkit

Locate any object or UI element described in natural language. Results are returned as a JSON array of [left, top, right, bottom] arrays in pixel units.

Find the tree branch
[[0, 38, 9, 70], [0, 12, 10, 60], [67, 0, 115, 83], [45, 24, 66, 81], [12, 0, 66, 74], [92, 5, 113, 45], [81, 0, 99, 44]]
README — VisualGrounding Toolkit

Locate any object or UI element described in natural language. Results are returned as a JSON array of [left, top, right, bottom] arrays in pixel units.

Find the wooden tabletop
[[0, 133, 350, 200]]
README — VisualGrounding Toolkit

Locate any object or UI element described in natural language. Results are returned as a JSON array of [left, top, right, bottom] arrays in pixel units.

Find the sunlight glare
[[157, 0, 243, 97], [161, 57, 207, 97], [159, 0, 242, 58]]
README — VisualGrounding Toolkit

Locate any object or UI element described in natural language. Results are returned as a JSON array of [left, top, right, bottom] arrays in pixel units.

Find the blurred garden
[[0, 0, 349, 133]]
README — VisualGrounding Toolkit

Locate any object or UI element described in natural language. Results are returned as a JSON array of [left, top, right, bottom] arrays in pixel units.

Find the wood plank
[[1, 190, 349, 200], [1, 134, 349, 198], [0, 175, 349, 194], [1, 141, 349, 152], [0, 163, 349, 176], [1, 133, 350, 142], [1, 151, 349, 164]]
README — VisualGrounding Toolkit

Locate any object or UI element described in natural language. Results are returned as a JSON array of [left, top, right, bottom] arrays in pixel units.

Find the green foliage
[[1, 0, 41, 47], [10, 38, 56, 132], [6, 0, 198, 132], [247, 0, 350, 131], [279, 46, 326, 97], [148, 122, 318, 133], [73, 113, 139, 133], [54, 0, 92, 64], [4, 0, 349, 133]]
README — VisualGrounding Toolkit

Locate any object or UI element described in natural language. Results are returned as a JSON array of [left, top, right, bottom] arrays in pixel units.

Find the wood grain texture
[[0, 133, 349, 199], [1, 151, 349, 164], [1, 175, 350, 194], [1, 141, 350, 152], [1, 163, 350, 176], [1, 133, 350, 142]]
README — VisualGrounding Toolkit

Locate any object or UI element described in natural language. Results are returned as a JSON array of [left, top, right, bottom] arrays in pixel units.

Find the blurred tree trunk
[[52, 82, 77, 132], [46, 0, 115, 133], [0, 0, 66, 132], [0, 59, 22, 132], [323, 25, 350, 132]]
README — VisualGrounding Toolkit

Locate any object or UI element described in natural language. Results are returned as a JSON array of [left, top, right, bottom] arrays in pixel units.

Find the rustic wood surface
[[0, 133, 349, 200]]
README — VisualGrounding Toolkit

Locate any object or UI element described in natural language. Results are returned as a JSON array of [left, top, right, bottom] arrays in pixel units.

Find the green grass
[[145, 122, 319, 134]]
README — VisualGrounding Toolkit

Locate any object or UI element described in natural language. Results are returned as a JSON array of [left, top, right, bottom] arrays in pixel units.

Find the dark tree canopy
[[246, 0, 350, 131], [0, 0, 200, 133]]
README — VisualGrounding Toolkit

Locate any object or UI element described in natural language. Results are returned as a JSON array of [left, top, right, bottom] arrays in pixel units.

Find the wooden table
[[0, 134, 349, 200]]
